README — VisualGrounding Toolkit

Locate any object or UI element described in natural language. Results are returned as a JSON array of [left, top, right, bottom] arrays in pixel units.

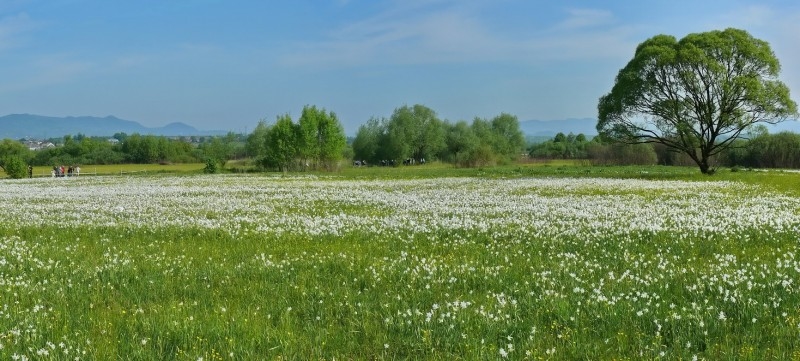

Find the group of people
[[353, 158, 428, 167], [51, 165, 80, 177]]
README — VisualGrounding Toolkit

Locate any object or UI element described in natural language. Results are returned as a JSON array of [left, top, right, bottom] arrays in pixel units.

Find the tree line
[[0, 133, 244, 178], [3, 99, 800, 178], [528, 132, 659, 165], [245, 105, 347, 172], [527, 130, 800, 169], [352, 104, 526, 167]]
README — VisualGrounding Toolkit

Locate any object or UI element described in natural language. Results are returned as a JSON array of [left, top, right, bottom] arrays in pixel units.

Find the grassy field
[[0, 164, 799, 359], [17, 163, 207, 178]]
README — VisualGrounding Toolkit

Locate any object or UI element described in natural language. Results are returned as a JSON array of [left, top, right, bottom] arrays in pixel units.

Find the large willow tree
[[598, 28, 797, 174]]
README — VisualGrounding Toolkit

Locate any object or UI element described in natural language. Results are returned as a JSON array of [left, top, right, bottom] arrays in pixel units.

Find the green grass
[[8, 160, 800, 196], [336, 161, 800, 195], [0, 163, 799, 359], [6, 163, 206, 178]]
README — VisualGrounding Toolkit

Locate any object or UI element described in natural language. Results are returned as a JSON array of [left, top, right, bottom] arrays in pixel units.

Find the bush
[[587, 142, 657, 166], [203, 158, 219, 174], [3, 156, 28, 179]]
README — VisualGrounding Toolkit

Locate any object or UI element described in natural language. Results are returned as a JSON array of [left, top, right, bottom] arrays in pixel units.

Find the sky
[[1, 0, 799, 134]]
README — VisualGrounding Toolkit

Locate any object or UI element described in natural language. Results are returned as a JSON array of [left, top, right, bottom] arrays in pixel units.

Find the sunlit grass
[[0, 168, 798, 359], [4, 163, 206, 178]]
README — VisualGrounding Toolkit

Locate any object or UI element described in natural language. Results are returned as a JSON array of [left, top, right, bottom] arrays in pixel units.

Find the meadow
[[21, 163, 206, 178], [0, 166, 799, 360]]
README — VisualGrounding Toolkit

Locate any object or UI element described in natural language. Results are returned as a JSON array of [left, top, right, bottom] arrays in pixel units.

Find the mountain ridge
[[0, 114, 227, 139], [519, 118, 598, 137]]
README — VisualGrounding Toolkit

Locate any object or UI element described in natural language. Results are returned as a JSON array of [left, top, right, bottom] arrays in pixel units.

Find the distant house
[[23, 140, 56, 151], [108, 138, 120, 145]]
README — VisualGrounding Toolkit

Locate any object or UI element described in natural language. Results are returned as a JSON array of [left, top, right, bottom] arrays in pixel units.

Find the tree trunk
[[697, 157, 715, 175]]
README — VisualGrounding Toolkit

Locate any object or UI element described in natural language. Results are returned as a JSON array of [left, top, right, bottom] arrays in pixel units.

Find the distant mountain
[[519, 118, 597, 137], [520, 117, 800, 137], [0, 114, 227, 139]]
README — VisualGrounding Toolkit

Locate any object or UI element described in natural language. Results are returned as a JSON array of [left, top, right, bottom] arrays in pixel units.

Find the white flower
[[718, 311, 726, 321]]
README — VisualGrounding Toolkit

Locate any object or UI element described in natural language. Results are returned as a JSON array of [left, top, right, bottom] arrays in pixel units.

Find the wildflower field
[[0, 172, 799, 360]]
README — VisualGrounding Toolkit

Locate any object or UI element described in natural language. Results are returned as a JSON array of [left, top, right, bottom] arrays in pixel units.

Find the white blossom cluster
[[0, 174, 798, 359], [0, 175, 795, 238]]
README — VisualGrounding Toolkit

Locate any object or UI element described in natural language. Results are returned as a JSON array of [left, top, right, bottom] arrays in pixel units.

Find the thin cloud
[[282, 3, 638, 68], [0, 55, 93, 94], [0, 12, 38, 52], [553, 8, 615, 31]]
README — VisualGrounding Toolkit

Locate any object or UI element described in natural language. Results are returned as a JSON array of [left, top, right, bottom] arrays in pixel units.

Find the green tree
[[263, 114, 298, 172], [297, 106, 321, 168], [445, 120, 479, 166], [489, 113, 526, 161], [352, 117, 387, 164], [316, 109, 347, 170], [121, 134, 157, 163], [203, 157, 219, 174], [387, 105, 446, 161], [296, 106, 347, 170], [3, 156, 27, 179], [0, 139, 30, 174], [470, 118, 498, 165], [598, 28, 797, 174], [200, 133, 237, 169], [740, 131, 800, 168], [529, 132, 591, 159], [246, 120, 270, 161]]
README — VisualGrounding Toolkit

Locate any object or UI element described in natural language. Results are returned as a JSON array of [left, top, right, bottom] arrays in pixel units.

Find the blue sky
[[1, 0, 799, 134]]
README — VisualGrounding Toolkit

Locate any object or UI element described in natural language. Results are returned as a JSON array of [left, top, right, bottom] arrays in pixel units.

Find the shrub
[[203, 158, 219, 174], [2, 156, 28, 179]]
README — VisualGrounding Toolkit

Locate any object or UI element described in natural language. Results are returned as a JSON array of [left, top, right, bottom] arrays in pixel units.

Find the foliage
[[352, 117, 388, 164], [248, 107, 347, 172], [246, 120, 270, 159], [0, 139, 30, 171], [487, 113, 526, 162], [598, 28, 798, 174], [444, 120, 479, 166], [298, 105, 347, 170], [529, 132, 590, 159], [261, 114, 298, 172], [198, 133, 238, 168], [9, 134, 242, 168], [352, 105, 525, 167], [2, 156, 27, 178], [203, 157, 219, 174], [586, 141, 658, 166], [386, 104, 446, 161], [723, 131, 800, 168]]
